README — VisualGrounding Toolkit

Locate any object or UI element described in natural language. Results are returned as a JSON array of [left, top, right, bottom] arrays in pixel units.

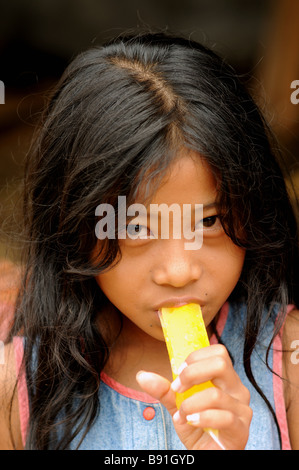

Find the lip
[[153, 297, 205, 312]]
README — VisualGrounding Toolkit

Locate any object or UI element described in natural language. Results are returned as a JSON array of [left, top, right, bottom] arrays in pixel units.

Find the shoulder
[[282, 307, 299, 449], [0, 341, 23, 449]]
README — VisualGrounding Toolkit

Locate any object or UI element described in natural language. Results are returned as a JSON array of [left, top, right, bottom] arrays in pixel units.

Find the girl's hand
[[136, 344, 252, 450]]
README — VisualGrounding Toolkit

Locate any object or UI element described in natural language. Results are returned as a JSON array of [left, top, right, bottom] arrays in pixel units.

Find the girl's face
[[95, 149, 245, 342]]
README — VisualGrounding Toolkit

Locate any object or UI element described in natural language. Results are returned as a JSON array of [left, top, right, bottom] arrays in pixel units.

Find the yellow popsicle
[[160, 303, 224, 449]]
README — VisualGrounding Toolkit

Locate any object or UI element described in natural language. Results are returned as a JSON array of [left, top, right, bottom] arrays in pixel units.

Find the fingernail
[[173, 410, 181, 423], [186, 413, 200, 425], [136, 371, 154, 384], [171, 376, 182, 392], [177, 361, 188, 374], [171, 362, 187, 392]]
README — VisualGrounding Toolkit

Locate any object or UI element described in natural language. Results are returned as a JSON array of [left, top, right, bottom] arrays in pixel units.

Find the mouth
[[154, 297, 205, 316]]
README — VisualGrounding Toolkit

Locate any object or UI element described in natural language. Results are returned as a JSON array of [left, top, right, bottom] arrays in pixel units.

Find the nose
[[151, 239, 202, 288]]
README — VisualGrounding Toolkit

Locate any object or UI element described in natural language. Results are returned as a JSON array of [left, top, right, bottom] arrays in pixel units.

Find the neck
[[101, 313, 173, 390]]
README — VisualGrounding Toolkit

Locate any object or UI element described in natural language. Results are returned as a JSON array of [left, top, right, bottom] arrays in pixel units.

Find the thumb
[[136, 371, 177, 417]]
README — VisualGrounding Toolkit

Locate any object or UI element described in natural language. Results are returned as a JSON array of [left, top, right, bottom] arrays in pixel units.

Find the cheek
[[216, 244, 245, 289], [95, 268, 124, 301], [95, 255, 145, 306], [205, 237, 245, 292]]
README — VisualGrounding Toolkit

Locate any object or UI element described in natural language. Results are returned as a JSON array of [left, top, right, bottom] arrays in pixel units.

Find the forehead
[[137, 150, 218, 207]]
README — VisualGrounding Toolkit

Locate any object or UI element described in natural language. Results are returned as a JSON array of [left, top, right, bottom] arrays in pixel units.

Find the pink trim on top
[[272, 304, 295, 450], [13, 336, 29, 447], [100, 371, 160, 403]]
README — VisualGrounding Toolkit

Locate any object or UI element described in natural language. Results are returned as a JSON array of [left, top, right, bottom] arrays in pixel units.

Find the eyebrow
[[203, 201, 219, 210]]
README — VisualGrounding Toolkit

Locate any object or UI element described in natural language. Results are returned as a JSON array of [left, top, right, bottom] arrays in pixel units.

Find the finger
[[173, 406, 250, 450], [186, 344, 229, 363], [174, 407, 236, 428], [136, 370, 177, 416], [192, 409, 249, 450], [176, 344, 235, 389], [185, 344, 234, 385], [186, 345, 235, 385], [172, 356, 250, 404], [176, 387, 253, 426]]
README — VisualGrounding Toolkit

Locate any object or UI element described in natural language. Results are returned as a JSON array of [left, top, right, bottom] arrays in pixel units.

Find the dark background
[[0, 0, 298, 260]]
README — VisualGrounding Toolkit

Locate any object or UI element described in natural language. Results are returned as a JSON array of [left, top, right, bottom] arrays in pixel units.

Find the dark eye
[[194, 215, 223, 233], [202, 216, 217, 228], [126, 224, 151, 239]]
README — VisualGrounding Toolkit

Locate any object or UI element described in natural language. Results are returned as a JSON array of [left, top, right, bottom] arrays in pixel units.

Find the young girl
[[1, 31, 298, 450]]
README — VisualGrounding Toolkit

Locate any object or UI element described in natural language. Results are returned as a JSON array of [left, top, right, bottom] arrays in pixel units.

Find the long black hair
[[9, 31, 299, 449]]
